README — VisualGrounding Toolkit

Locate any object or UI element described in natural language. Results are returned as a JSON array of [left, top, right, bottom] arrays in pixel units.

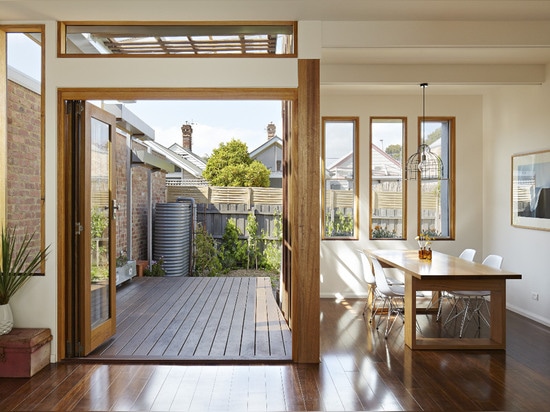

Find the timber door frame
[[57, 80, 320, 363]]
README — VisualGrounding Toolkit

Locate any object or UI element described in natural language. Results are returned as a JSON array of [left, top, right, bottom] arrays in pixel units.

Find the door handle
[[112, 199, 119, 220]]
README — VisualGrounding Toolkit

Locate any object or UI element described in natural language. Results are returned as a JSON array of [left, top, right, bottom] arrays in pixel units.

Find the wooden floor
[[1, 298, 550, 411], [86, 276, 291, 362]]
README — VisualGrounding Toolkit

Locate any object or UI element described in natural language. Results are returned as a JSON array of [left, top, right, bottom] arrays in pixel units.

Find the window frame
[[1, 25, 46, 273], [58, 21, 297, 58], [322, 116, 359, 240], [416, 116, 455, 240], [369, 117, 407, 240]]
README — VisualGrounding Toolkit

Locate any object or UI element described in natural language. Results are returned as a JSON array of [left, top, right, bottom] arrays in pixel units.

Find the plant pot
[[0, 303, 14, 335]]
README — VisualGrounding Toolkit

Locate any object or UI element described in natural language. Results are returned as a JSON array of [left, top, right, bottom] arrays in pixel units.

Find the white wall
[[483, 73, 550, 326], [320, 92, 485, 299]]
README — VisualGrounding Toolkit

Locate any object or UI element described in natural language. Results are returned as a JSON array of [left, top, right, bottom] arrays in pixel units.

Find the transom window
[[59, 22, 296, 56]]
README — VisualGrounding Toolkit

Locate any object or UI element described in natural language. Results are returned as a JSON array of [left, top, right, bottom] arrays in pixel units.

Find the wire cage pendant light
[[405, 83, 443, 180]]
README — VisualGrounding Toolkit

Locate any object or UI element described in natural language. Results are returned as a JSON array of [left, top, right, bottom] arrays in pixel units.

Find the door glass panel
[[90, 117, 111, 327]]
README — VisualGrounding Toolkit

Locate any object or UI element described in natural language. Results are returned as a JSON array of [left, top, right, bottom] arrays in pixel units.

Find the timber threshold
[[85, 276, 291, 363]]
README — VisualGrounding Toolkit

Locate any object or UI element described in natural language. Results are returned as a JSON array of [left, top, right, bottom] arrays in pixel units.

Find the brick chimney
[[181, 123, 193, 150], [267, 122, 276, 140]]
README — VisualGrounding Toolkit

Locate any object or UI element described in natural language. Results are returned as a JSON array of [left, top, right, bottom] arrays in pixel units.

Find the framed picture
[[512, 149, 550, 231]]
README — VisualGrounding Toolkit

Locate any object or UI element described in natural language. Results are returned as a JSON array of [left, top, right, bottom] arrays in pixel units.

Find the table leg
[[404, 273, 416, 349]]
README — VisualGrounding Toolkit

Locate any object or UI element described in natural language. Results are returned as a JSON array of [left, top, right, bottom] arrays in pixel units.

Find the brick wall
[[6, 79, 42, 255]]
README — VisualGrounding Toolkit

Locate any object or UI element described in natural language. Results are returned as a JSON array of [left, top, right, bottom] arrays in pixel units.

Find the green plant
[[144, 257, 166, 277], [0, 226, 50, 305], [325, 209, 354, 237], [261, 210, 282, 272], [220, 218, 247, 270], [246, 211, 262, 270], [371, 225, 398, 239], [116, 250, 128, 267], [193, 224, 223, 277]]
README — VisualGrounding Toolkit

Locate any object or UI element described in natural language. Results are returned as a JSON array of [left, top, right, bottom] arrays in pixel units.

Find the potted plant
[[0, 226, 49, 335]]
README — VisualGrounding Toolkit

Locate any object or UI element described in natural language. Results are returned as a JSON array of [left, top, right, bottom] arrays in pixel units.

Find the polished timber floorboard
[[1, 298, 550, 411]]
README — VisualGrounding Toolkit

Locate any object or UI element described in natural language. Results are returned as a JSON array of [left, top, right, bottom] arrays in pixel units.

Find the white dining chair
[[370, 256, 405, 338], [357, 249, 382, 323], [434, 248, 477, 321], [444, 254, 502, 338]]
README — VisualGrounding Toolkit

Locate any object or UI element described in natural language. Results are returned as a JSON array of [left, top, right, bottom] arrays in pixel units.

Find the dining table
[[365, 249, 522, 350]]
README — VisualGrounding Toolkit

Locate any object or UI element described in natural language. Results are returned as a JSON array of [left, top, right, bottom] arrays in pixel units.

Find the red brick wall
[[115, 140, 166, 261], [6, 80, 42, 255]]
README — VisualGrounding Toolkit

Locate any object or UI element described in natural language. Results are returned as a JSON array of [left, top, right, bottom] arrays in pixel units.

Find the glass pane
[[370, 118, 405, 239], [62, 23, 295, 56], [323, 119, 357, 239], [90, 117, 111, 328], [6, 32, 43, 269], [419, 119, 452, 238]]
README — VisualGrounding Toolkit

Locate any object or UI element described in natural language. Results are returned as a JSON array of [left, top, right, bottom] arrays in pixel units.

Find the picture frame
[[511, 149, 550, 231]]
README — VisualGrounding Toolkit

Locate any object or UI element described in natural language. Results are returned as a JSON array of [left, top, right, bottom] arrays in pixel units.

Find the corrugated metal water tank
[[154, 201, 193, 276]]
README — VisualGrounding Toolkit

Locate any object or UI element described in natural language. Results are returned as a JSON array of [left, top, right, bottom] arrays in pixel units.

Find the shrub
[[193, 224, 223, 277]]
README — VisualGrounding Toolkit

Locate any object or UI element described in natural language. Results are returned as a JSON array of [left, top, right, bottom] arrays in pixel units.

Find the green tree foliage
[[203, 139, 270, 187], [385, 144, 402, 161]]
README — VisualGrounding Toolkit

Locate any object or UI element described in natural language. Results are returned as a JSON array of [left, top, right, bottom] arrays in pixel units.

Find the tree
[[203, 139, 270, 187], [385, 144, 402, 161]]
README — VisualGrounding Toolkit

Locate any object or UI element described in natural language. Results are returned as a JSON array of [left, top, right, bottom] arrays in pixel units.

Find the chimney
[[267, 122, 276, 140], [181, 123, 193, 150]]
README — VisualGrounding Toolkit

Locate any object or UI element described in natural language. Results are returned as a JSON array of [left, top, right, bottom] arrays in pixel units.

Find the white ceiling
[[2, 0, 550, 93]]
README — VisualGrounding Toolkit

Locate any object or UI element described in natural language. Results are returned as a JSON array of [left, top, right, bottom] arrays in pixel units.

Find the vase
[[0, 303, 14, 335]]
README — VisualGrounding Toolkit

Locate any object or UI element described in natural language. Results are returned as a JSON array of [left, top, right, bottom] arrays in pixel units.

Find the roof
[[249, 136, 282, 159], [143, 141, 204, 178], [168, 143, 207, 171], [371, 144, 402, 178]]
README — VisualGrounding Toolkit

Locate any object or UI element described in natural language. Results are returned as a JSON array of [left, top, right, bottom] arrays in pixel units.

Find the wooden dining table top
[[366, 249, 522, 280]]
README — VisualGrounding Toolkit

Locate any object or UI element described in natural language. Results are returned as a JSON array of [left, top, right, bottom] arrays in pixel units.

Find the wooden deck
[[86, 276, 291, 362]]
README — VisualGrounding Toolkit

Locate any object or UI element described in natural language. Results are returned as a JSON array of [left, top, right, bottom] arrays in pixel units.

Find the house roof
[[143, 141, 204, 178], [168, 143, 207, 171], [371, 144, 402, 178], [249, 136, 282, 159]]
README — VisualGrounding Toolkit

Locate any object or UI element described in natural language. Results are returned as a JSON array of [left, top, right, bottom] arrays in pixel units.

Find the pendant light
[[405, 83, 443, 180]]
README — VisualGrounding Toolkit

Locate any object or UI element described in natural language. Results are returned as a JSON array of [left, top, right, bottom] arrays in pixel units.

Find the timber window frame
[[369, 117, 406, 240], [58, 21, 296, 57], [322, 117, 359, 240], [417, 116, 455, 240]]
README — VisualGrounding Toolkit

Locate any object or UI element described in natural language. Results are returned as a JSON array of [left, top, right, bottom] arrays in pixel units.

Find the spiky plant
[[0, 226, 50, 305]]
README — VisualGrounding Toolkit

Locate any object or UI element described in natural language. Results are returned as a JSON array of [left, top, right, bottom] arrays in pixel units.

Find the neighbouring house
[[249, 122, 283, 188]]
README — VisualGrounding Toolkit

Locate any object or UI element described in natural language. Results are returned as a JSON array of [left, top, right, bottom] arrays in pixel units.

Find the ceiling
[[2, 1, 550, 94]]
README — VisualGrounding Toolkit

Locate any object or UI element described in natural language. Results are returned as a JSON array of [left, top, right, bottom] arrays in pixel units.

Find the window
[[1, 26, 45, 271], [370, 118, 406, 239], [322, 117, 358, 239], [418, 117, 455, 239], [59, 22, 296, 57]]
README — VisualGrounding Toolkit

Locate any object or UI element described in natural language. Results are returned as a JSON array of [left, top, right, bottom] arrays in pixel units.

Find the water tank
[[153, 201, 193, 276]]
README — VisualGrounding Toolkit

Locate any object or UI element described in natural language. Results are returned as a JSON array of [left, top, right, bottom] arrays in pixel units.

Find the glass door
[[66, 101, 117, 356], [85, 102, 117, 354]]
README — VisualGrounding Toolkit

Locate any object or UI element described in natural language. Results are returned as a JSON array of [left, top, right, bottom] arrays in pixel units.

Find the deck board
[[87, 276, 291, 362]]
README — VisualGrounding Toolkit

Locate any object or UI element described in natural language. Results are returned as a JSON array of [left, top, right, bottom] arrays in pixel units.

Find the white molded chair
[[459, 248, 476, 262], [435, 248, 477, 321], [357, 249, 382, 323], [370, 256, 405, 338], [445, 254, 503, 338]]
